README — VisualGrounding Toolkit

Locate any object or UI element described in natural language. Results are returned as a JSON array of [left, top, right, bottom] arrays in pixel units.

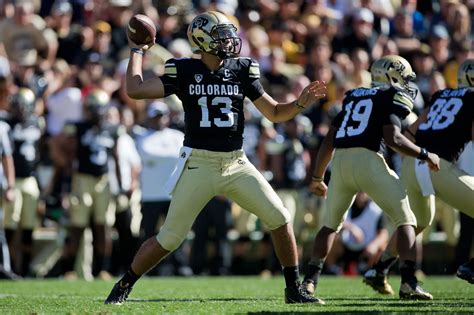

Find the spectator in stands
[[46, 1, 82, 65], [349, 48, 371, 88], [334, 8, 381, 60], [443, 40, 472, 88], [446, 3, 471, 44], [428, 24, 451, 71], [262, 48, 290, 103], [412, 44, 435, 103], [398, 0, 426, 36], [391, 8, 421, 56], [0, 1, 58, 66], [45, 59, 82, 137], [108, 0, 134, 61]]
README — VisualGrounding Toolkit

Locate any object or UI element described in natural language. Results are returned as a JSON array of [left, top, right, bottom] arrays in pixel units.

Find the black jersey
[[416, 88, 474, 162], [64, 121, 120, 177], [332, 86, 413, 152], [7, 118, 41, 178], [160, 57, 265, 152]]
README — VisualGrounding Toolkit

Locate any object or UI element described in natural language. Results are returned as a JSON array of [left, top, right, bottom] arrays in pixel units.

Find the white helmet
[[458, 59, 474, 88], [371, 55, 417, 99], [187, 11, 242, 59]]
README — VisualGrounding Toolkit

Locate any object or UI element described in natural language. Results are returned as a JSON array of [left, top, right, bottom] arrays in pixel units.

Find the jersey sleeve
[[242, 58, 265, 101], [160, 59, 179, 96]]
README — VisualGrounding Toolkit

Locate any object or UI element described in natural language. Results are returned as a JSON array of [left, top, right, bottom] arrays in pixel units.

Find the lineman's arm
[[383, 122, 440, 171], [309, 126, 336, 198], [253, 81, 326, 123]]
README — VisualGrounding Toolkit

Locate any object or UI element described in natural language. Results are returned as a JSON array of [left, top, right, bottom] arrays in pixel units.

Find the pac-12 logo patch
[[195, 74, 203, 83]]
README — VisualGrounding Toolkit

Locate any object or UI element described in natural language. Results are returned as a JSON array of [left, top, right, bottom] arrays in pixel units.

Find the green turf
[[0, 276, 472, 314]]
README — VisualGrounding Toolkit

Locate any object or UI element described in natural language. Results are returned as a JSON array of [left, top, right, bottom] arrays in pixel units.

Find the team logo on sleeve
[[195, 74, 203, 83]]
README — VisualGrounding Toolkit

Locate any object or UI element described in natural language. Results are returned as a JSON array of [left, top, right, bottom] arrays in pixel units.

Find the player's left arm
[[253, 81, 326, 123], [309, 125, 336, 198]]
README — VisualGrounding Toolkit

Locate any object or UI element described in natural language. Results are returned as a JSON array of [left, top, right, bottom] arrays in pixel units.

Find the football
[[127, 14, 156, 45]]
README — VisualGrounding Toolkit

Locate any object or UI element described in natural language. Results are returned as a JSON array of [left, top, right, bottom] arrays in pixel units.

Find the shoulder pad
[[393, 91, 414, 112], [163, 58, 178, 77], [247, 58, 260, 79], [392, 91, 413, 119], [237, 57, 260, 73]]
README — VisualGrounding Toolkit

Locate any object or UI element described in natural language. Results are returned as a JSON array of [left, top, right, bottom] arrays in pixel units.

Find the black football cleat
[[104, 281, 133, 305], [285, 282, 325, 304], [456, 261, 474, 284]]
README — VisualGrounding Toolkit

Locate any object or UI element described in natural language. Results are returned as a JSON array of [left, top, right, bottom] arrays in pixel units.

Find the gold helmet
[[11, 87, 36, 117], [458, 59, 474, 88], [370, 55, 417, 99], [187, 11, 242, 59], [84, 89, 110, 116]]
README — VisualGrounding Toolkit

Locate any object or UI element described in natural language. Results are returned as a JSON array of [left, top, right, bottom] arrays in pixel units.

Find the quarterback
[[105, 11, 326, 304], [302, 56, 440, 300]]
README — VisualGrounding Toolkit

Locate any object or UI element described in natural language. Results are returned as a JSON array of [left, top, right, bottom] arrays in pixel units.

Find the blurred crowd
[[0, 0, 472, 280]]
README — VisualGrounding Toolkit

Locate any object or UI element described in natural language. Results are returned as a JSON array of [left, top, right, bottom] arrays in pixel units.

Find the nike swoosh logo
[[188, 166, 199, 170], [222, 77, 233, 81]]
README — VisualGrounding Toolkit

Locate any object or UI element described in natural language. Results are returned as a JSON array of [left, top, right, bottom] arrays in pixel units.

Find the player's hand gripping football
[[127, 34, 154, 52], [309, 178, 328, 198], [426, 152, 440, 171], [297, 80, 327, 108]]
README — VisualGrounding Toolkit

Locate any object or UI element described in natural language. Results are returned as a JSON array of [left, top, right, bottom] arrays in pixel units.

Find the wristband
[[131, 48, 144, 55], [294, 100, 306, 110], [418, 147, 428, 160], [312, 176, 324, 182]]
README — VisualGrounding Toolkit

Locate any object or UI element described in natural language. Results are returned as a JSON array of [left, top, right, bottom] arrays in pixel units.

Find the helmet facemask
[[389, 70, 417, 100], [208, 24, 242, 59]]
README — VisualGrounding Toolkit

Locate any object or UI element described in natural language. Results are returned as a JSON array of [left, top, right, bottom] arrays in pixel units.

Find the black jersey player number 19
[[336, 99, 374, 139]]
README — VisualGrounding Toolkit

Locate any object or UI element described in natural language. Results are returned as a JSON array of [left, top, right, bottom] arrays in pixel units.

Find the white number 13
[[199, 96, 235, 128]]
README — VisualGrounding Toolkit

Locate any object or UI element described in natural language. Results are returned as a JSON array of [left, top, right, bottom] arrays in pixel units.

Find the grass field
[[0, 276, 473, 314]]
